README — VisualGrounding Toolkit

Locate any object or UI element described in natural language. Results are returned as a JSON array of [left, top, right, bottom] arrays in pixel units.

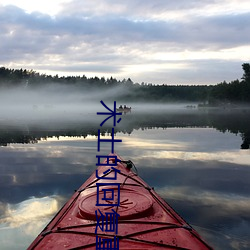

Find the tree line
[[208, 63, 250, 105], [0, 63, 249, 104]]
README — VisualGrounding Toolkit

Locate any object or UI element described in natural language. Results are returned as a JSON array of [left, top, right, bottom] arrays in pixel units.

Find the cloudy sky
[[0, 0, 250, 85]]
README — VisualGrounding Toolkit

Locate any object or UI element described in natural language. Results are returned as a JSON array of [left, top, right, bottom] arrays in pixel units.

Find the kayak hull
[[28, 154, 213, 249]]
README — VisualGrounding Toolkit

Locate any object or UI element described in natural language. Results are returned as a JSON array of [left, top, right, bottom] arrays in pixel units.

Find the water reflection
[[0, 196, 59, 228], [0, 108, 250, 249], [0, 108, 250, 149], [0, 196, 62, 250]]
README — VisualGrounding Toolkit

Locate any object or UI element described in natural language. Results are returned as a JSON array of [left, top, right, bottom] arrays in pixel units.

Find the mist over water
[[0, 85, 100, 122], [1, 84, 250, 149], [0, 84, 250, 249], [0, 84, 196, 125]]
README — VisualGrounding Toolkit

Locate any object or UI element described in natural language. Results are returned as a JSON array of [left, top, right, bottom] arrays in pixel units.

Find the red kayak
[[28, 153, 213, 249]]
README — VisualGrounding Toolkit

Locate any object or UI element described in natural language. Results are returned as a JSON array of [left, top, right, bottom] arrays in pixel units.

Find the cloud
[[58, 0, 239, 19], [9, 5, 248, 49], [0, 1, 250, 84]]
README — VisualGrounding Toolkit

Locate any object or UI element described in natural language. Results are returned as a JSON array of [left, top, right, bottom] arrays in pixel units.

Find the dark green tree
[[242, 63, 250, 82]]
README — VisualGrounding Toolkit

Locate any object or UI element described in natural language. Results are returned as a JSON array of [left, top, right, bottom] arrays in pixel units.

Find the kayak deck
[[28, 154, 213, 249]]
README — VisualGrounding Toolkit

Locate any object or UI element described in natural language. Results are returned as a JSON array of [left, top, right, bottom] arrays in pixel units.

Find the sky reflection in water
[[0, 127, 250, 249]]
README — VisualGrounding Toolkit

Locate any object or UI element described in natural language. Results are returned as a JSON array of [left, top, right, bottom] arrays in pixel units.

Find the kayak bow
[[28, 153, 213, 249]]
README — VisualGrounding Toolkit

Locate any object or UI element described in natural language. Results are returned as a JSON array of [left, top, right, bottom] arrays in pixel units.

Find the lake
[[0, 104, 250, 249]]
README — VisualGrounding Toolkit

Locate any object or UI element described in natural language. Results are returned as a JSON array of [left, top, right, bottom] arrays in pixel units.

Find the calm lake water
[[0, 104, 250, 249]]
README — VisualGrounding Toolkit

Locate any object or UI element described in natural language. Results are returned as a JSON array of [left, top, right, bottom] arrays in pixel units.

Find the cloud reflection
[[156, 186, 250, 249], [0, 196, 59, 229], [157, 186, 250, 216], [0, 126, 249, 249], [0, 196, 61, 249], [154, 150, 250, 166]]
